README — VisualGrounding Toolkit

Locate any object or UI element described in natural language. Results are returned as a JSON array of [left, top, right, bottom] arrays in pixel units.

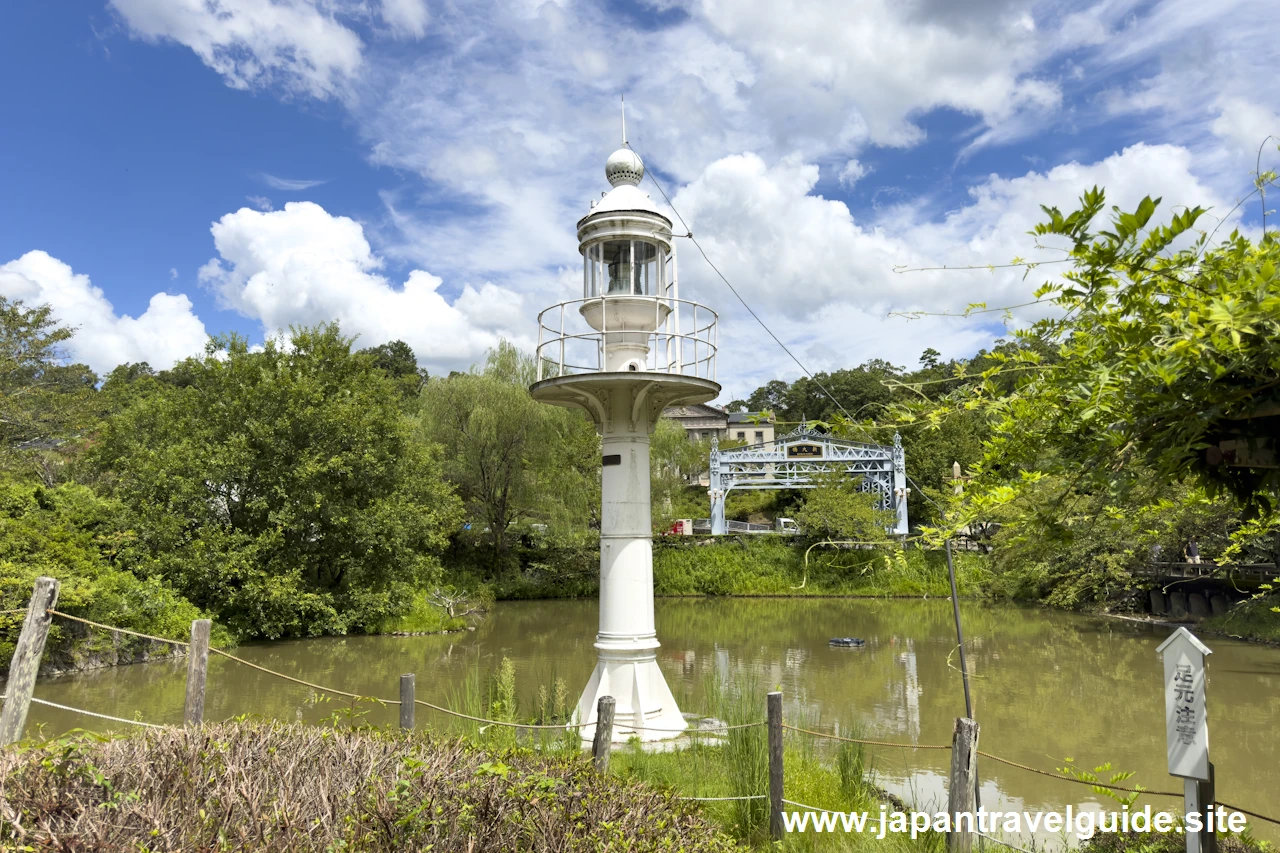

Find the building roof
[[663, 403, 725, 421], [727, 411, 774, 425]]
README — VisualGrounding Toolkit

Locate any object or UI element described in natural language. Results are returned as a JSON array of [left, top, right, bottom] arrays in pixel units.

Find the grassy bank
[[1199, 593, 1280, 643], [439, 538, 991, 602], [653, 538, 990, 598]]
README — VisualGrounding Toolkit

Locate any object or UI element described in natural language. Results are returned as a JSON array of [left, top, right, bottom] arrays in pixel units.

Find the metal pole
[[768, 691, 784, 842], [946, 538, 973, 718]]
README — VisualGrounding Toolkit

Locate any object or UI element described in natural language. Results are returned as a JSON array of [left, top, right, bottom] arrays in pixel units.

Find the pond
[[19, 599, 1280, 843]]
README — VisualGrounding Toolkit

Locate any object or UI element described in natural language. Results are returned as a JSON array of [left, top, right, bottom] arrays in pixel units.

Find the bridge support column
[[1188, 593, 1210, 618], [1169, 592, 1189, 619], [892, 433, 909, 535], [709, 437, 726, 535], [1150, 590, 1168, 616], [1210, 595, 1228, 617]]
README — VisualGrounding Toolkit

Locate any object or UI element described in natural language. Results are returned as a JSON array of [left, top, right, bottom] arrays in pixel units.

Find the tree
[[91, 324, 461, 639], [418, 342, 598, 565], [745, 379, 789, 415], [358, 340, 428, 400], [792, 471, 895, 541], [915, 189, 1280, 522], [650, 418, 710, 530], [0, 297, 100, 482]]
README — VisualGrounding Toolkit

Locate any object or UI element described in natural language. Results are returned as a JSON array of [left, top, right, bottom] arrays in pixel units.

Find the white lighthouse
[[531, 142, 720, 741]]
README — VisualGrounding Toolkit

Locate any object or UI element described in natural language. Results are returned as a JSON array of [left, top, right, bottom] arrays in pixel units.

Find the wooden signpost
[[1157, 627, 1214, 853]]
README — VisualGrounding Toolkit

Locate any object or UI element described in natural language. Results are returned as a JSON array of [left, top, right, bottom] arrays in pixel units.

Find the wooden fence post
[[591, 695, 615, 772], [0, 577, 60, 746], [183, 619, 211, 726], [399, 674, 415, 730], [947, 717, 980, 853], [768, 691, 784, 842]]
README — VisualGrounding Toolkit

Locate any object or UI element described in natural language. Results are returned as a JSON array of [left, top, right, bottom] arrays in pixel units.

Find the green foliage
[[89, 324, 462, 639], [793, 471, 895, 542], [357, 339, 428, 401], [981, 475, 1262, 606], [1056, 758, 1144, 807], [418, 341, 599, 567], [0, 296, 102, 484], [746, 361, 902, 424], [913, 190, 1280, 524], [651, 418, 713, 530], [0, 475, 213, 673], [370, 588, 469, 634], [1201, 592, 1280, 642], [653, 538, 987, 598]]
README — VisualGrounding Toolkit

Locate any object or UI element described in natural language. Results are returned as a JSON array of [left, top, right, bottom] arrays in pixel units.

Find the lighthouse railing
[[534, 296, 717, 382]]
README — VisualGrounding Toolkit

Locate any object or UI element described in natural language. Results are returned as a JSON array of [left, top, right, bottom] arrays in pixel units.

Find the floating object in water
[[829, 637, 865, 647]]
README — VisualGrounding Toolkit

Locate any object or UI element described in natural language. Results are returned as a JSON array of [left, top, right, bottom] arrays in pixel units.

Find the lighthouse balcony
[[535, 295, 717, 382]]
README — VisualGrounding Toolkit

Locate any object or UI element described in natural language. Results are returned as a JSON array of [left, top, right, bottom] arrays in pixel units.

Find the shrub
[[0, 476, 214, 674], [0, 722, 745, 852]]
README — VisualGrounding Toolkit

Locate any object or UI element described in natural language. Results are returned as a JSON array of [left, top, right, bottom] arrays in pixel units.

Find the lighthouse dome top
[[605, 148, 644, 186]]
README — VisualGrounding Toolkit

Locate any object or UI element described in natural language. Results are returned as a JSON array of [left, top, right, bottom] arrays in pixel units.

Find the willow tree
[[417, 342, 599, 565]]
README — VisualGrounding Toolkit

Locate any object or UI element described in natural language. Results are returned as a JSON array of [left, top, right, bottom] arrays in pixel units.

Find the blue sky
[[2, 0, 1276, 399]]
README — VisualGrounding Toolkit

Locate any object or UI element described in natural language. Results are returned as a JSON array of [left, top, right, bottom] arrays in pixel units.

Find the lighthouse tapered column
[[572, 382, 686, 741]]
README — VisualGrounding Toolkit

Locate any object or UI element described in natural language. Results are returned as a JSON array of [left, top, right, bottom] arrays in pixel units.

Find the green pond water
[[17, 599, 1280, 842]]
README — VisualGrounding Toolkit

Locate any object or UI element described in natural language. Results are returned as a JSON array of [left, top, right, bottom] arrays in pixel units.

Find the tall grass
[[416, 658, 941, 850]]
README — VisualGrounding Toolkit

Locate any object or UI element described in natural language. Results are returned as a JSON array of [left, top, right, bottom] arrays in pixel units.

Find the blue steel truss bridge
[[707, 422, 908, 536]]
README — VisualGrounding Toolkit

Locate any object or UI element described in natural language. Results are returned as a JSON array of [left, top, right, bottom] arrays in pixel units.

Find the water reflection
[[18, 599, 1280, 842]]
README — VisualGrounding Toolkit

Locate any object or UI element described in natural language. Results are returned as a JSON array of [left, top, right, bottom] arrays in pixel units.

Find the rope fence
[[782, 723, 953, 751], [0, 693, 163, 730], [2, 606, 1275, 830], [782, 797, 839, 813], [46, 610, 190, 647], [679, 794, 767, 802], [976, 831, 1038, 853]]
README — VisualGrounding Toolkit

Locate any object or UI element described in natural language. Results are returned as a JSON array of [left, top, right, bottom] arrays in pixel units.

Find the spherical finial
[[605, 148, 644, 187]]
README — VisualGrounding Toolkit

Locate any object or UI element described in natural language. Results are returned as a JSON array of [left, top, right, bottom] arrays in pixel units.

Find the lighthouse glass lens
[[602, 240, 630, 293], [600, 240, 660, 295], [634, 241, 658, 295]]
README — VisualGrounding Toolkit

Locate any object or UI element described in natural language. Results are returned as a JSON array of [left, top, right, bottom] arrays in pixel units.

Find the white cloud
[[380, 0, 429, 38], [1211, 98, 1280, 161], [247, 195, 275, 211], [169, 267, 178, 279], [198, 202, 528, 373], [694, 0, 1062, 150], [669, 143, 1234, 399], [0, 251, 208, 375], [838, 159, 868, 189], [108, 0, 365, 100], [261, 174, 326, 191], [101, 0, 1277, 402]]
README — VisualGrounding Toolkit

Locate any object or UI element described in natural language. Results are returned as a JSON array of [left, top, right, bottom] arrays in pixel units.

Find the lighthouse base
[[574, 648, 686, 742]]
